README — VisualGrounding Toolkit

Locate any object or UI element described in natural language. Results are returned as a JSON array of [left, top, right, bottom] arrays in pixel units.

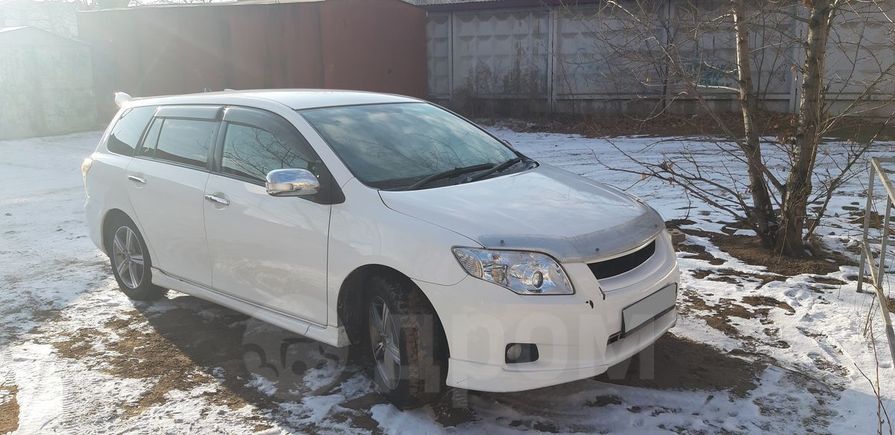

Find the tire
[[105, 217, 166, 301], [366, 275, 446, 408]]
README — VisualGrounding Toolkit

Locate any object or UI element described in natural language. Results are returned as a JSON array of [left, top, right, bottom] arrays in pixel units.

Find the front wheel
[[366, 275, 446, 408], [106, 218, 166, 300]]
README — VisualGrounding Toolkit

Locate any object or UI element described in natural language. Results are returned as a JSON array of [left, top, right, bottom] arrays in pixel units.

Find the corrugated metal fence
[[79, 0, 427, 119]]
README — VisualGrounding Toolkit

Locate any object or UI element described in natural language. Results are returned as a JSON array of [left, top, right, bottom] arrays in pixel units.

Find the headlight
[[451, 247, 574, 295]]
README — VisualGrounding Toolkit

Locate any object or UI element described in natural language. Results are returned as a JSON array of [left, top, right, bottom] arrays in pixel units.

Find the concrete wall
[[426, 1, 895, 116], [0, 27, 96, 140]]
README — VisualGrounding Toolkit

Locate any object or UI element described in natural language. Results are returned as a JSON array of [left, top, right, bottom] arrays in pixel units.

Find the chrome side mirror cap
[[266, 168, 320, 197]]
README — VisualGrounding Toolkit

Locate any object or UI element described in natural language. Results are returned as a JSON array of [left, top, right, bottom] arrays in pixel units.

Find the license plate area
[[622, 283, 677, 335]]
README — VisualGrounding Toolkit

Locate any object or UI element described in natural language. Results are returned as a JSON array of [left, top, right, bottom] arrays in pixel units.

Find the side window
[[152, 118, 217, 168], [221, 117, 317, 184], [106, 106, 155, 156]]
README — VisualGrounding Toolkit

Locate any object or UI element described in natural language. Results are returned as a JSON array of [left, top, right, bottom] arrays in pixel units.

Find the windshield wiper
[[405, 163, 495, 190], [463, 157, 524, 183]]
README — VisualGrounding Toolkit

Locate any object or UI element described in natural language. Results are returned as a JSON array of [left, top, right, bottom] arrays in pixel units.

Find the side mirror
[[266, 168, 320, 197]]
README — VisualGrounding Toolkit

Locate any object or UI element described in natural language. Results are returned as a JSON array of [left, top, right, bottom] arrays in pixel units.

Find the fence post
[[547, 6, 557, 113], [858, 162, 875, 294]]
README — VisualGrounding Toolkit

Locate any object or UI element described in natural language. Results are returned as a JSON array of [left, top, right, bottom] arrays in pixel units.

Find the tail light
[[81, 157, 94, 183]]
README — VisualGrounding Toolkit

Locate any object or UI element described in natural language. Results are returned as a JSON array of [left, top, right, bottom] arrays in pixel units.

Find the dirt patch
[[702, 273, 740, 284], [0, 384, 18, 434], [51, 303, 282, 426], [846, 209, 895, 229], [698, 297, 771, 339], [48, 297, 388, 432], [689, 268, 781, 288], [53, 327, 103, 359], [677, 243, 726, 266], [807, 353, 850, 378], [430, 394, 478, 428], [586, 394, 623, 407], [717, 234, 849, 276], [679, 291, 792, 347], [671, 222, 851, 276], [599, 334, 764, 398], [741, 296, 795, 315], [54, 308, 268, 418], [677, 289, 710, 318], [338, 393, 388, 433], [810, 276, 847, 286]]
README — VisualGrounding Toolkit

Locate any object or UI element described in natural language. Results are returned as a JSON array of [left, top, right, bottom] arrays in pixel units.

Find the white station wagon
[[82, 90, 680, 407]]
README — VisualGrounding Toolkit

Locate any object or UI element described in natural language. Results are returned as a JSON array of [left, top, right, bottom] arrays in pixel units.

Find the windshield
[[299, 103, 523, 190]]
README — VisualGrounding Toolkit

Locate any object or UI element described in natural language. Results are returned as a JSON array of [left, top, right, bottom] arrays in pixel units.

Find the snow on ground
[[0, 127, 893, 434]]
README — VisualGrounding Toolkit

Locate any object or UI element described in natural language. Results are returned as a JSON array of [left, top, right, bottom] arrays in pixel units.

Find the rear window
[[140, 118, 217, 168], [106, 106, 155, 156]]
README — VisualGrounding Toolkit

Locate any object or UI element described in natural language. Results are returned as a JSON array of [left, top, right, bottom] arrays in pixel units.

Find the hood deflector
[[379, 165, 666, 263]]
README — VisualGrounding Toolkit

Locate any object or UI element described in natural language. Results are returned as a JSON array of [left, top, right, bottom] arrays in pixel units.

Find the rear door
[[203, 107, 334, 325], [127, 106, 221, 286]]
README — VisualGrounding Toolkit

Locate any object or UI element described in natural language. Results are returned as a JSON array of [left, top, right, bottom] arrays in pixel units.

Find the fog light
[[505, 343, 539, 364], [506, 343, 523, 361]]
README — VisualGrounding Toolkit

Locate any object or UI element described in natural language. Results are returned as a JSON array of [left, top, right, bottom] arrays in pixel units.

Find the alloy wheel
[[369, 296, 401, 390], [112, 226, 144, 289]]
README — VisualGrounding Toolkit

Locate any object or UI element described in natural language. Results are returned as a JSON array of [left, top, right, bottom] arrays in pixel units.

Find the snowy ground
[[1, 127, 893, 434]]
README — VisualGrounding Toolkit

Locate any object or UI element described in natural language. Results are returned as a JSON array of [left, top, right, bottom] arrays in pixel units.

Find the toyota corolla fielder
[[82, 90, 679, 407]]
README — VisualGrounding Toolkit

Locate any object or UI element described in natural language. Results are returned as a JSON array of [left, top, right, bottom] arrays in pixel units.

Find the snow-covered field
[[1, 128, 893, 434]]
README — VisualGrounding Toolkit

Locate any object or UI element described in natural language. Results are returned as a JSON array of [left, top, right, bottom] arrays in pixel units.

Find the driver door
[[203, 107, 332, 325]]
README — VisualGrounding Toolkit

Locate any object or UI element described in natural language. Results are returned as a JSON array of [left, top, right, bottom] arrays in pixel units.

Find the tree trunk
[[732, 0, 777, 246], [776, 0, 833, 256]]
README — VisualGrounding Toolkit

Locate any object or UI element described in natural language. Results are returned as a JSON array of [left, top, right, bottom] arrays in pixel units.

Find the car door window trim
[[134, 109, 221, 172], [211, 105, 344, 205]]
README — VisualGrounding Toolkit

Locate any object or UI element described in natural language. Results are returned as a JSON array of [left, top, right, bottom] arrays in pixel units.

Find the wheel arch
[[336, 264, 449, 357], [101, 208, 136, 253]]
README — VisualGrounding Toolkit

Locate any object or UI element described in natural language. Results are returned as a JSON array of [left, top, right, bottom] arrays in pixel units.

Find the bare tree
[[776, 0, 835, 255], [732, 0, 777, 246], [568, 0, 895, 256]]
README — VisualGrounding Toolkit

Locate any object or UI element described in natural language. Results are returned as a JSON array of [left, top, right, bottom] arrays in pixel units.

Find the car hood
[[378, 165, 665, 263]]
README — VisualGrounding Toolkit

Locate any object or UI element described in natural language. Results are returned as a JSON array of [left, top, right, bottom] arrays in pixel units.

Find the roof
[[128, 89, 422, 110]]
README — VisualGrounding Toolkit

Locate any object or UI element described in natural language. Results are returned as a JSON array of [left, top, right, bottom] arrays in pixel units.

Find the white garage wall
[[0, 27, 97, 140]]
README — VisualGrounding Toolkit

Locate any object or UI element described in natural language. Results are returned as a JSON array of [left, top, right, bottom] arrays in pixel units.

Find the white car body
[[83, 90, 679, 393]]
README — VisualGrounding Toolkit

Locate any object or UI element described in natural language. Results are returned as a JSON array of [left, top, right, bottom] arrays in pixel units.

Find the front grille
[[588, 240, 656, 280]]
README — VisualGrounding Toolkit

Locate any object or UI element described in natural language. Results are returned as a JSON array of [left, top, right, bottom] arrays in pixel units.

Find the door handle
[[127, 175, 146, 184], [204, 194, 230, 206]]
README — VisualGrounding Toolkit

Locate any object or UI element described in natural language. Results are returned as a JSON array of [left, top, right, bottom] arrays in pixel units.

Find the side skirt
[[151, 268, 351, 347]]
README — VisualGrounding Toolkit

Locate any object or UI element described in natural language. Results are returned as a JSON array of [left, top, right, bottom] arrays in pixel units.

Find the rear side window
[[141, 118, 217, 168], [106, 106, 155, 156], [221, 122, 315, 184]]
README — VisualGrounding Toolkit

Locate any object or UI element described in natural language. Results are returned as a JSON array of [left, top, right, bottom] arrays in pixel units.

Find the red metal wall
[[78, 0, 425, 119], [320, 0, 427, 96]]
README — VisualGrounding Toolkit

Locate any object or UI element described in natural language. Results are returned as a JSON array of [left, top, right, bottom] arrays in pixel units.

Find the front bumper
[[418, 231, 680, 393]]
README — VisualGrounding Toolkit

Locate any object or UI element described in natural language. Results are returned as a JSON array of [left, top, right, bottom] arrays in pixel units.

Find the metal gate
[[857, 157, 895, 364]]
